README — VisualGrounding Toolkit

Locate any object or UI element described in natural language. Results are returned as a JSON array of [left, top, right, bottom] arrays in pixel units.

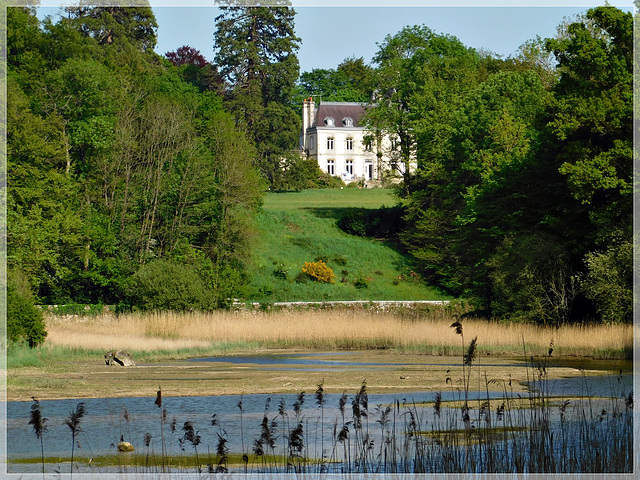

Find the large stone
[[104, 350, 136, 367], [117, 441, 135, 452]]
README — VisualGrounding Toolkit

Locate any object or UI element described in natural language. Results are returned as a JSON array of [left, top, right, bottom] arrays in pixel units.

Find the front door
[[365, 162, 373, 180]]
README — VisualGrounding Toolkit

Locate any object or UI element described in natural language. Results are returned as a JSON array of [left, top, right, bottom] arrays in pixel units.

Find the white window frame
[[327, 137, 334, 150], [327, 159, 335, 175], [346, 160, 353, 175], [346, 137, 354, 151]]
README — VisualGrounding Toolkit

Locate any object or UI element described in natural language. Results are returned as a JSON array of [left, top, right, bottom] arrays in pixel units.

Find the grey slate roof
[[313, 102, 368, 128]]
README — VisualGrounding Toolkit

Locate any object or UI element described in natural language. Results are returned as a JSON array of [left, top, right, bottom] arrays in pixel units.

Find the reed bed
[[44, 308, 633, 358]]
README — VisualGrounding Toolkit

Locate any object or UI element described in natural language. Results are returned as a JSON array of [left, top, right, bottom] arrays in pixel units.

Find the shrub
[[294, 271, 311, 284], [338, 206, 405, 238], [7, 271, 47, 347], [272, 264, 289, 280], [125, 259, 214, 311], [353, 276, 370, 289], [333, 256, 348, 266], [302, 260, 337, 284]]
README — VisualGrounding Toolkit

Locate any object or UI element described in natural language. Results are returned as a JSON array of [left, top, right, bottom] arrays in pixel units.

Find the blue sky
[[36, 2, 634, 73]]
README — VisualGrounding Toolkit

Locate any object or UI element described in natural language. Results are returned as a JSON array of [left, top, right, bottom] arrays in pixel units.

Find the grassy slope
[[245, 188, 451, 302]]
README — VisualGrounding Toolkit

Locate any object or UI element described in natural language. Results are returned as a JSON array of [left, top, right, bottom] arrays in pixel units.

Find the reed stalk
[[28, 397, 47, 478], [63, 402, 85, 479]]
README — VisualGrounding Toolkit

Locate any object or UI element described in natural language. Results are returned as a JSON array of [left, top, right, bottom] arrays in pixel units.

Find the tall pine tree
[[213, 3, 301, 185]]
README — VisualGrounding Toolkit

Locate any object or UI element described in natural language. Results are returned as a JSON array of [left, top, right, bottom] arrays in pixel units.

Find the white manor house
[[299, 98, 410, 184]]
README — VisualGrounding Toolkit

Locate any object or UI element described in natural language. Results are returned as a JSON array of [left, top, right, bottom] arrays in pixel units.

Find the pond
[[7, 353, 634, 475]]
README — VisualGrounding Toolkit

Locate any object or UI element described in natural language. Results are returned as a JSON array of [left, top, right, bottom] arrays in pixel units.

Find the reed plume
[[64, 402, 86, 478], [28, 397, 48, 478], [464, 336, 478, 366], [182, 421, 201, 472]]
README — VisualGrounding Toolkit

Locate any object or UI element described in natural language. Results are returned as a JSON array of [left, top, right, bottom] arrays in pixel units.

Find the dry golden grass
[[44, 309, 633, 357]]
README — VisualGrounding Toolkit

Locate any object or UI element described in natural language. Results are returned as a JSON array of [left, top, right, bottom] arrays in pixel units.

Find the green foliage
[[7, 271, 47, 347], [7, 7, 262, 309], [353, 276, 370, 290], [545, 6, 632, 235], [214, 5, 301, 186], [63, 5, 158, 51], [395, 7, 632, 323], [581, 239, 633, 323], [293, 57, 373, 108], [338, 206, 405, 238], [273, 155, 348, 191], [366, 25, 486, 190], [124, 259, 214, 312]]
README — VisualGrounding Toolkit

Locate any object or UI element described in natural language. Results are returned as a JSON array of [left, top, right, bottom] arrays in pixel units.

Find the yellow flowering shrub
[[302, 260, 337, 284]]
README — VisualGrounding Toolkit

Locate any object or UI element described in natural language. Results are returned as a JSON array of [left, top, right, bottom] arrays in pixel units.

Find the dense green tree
[[365, 25, 484, 191], [7, 76, 85, 300], [63, 3, 158, 51], [544, 6, 633, 322], [7, 6, 45, 71], [545, 6, 632, 231], [7, 270, 47, 347], [213, 4, 301, 185], [294, 57, 373, 106], [398, 6, 632, 324], [7, 6, 264, 308]]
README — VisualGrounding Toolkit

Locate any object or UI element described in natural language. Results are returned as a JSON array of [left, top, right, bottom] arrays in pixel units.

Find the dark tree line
[[363, 7, 632, 324]]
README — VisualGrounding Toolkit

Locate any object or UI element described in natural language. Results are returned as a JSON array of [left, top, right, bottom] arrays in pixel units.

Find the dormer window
[[324, 116, 335, 126], [342, 117, 354, 127]]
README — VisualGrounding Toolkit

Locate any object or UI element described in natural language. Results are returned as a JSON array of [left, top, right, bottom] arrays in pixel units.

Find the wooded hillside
[[6, 5, 632, 348]]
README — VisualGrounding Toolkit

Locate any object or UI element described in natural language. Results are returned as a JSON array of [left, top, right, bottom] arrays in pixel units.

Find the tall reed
[[63, 402, 85, 478], [28, 397, 48, 478], [42, 308, 633, 358]]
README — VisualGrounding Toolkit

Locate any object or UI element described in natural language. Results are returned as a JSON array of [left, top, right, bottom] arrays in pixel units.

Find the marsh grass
[[38, 309, 633, 360]]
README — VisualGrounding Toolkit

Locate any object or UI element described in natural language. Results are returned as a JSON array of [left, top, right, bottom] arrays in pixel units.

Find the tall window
[[327, 160, 335, 175], [327, 137, 334, 150], [346, 160, 353, 176], [346, 137, 353, 151]]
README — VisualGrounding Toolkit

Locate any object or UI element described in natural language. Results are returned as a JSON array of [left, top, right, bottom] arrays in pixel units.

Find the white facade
[[300, 99, 400, 184]]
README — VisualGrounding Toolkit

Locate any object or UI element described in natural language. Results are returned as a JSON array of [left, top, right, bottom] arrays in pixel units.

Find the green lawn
[[245, 188, 450, 303], [263, 187, 396, 211]]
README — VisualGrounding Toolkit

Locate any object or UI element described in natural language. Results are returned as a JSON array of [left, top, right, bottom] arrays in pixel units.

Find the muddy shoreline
[[8, 350, 630, 402]]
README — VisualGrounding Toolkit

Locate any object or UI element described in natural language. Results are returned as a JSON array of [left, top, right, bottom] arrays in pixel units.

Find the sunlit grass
[[249, 188, 449, 302], [35, 309, 633, 360], [262, 188, 396, 211]]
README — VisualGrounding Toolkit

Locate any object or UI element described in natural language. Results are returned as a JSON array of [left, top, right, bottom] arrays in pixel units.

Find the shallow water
[[7, 352, 633, 474], [187, 351, 531, 371]]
